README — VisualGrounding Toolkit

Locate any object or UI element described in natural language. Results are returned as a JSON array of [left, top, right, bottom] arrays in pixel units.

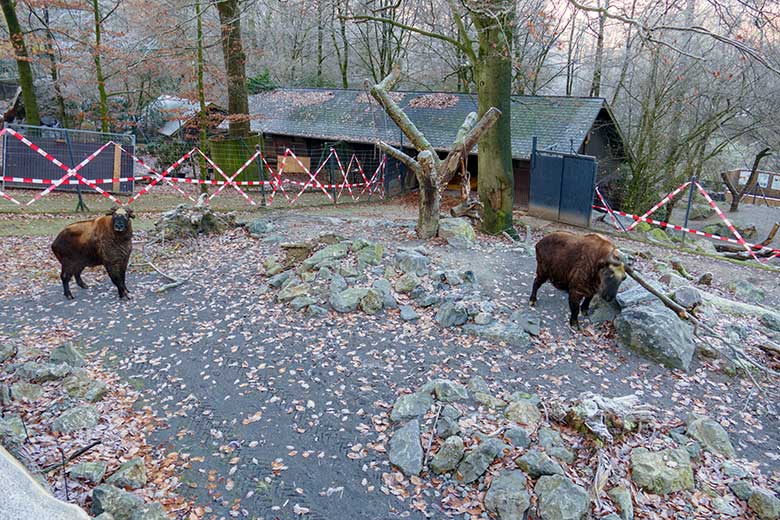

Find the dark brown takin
[[51, 206, 134, 299], [530, 231, 626, 328]]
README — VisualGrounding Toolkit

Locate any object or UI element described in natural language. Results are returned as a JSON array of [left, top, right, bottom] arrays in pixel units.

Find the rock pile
[[154, 202, 237, 239]]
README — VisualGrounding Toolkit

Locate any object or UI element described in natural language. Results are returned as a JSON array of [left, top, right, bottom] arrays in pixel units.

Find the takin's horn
[[607, 249, 625, 266]]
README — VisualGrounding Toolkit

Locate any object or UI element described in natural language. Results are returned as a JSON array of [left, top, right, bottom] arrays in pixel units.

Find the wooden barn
[[246, 88, 629, 208]]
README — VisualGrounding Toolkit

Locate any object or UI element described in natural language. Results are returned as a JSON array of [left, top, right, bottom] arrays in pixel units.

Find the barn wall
[[513, 159, 530, 210]]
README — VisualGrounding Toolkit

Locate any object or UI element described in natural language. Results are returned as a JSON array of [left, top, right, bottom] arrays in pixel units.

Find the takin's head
[[107, 206, 134, 233], [598, 249, 627, 302]]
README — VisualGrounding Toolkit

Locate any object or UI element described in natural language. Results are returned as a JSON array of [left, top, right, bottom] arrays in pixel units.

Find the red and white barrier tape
[[626, 181, 692, 231], [127, 148, 196, 205], [694, 182, 760, 262], [198, 149, 257, 206]]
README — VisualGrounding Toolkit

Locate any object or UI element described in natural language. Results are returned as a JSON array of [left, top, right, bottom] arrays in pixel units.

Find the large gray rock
[[429, 435, 465, 474], [49, 344, 85, 367], [354, 240, 384, 266], [0, 343, 16, 363], [277, 283, 311, 303], [534, 474, 590, 520], [69, 461, 107, 484], [390, 392, 433, 422], [730, 480, 754, 500], [504, 427, 531, 448], [688, 204, 715, 220], [107, 458, 147, 490], [301, 243, 350, 270], [389, 420, 423, 476], [267, 270, 292, 288], [130, 502, 169, 520], [615, 304, 694, 370], [760, 313, 780, 332], [63, 372, 108, 403], [727, 280, 765, 304], [0, 445, 90, 520], [462, 323, 531, 348], [435, 302, 468, 327], [52, 405, 99, 433], [630, 447, 694, 495], [607, 486, 633, 520], [484, 470, 530, 520], [329, 288, 368, 313], [509, 311, 541, 336], [686, 414, 735, 459], [615, 281, 665, 308], [91, 485, 144, 520], [504, 399, 542, 427], [360, 289, 383, 315], [15, 362, 71, 382], [0, 415, 26, 443], [438, 218, 476, 245], [748, 488, 780, 520], [394, 273, 421, 294], [516, 449, 564, 479], [245, 218, 273, 235], [421, 379, 469, 402], [11, 382, 43, 402], [399, 305, 419, 321], [673, 286, 702, 310], [394, 250, 430, 275], [457, 438, 507, 484], [586, 296, 621, 324], [436, 416, 460, 439]]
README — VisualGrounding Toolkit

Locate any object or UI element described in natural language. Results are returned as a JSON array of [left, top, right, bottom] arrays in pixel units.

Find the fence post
[[1, 131, 7, 192], [254, 144, 266, 207], [63, 129, 88, 212], [681, 174, 697, 244], [329, 149, 337, 205]]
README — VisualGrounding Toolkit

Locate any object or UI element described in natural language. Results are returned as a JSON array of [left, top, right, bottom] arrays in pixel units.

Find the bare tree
[[2, 0, 40, 125], [721, 148, 772, 212], [215, 0, 250, 137]]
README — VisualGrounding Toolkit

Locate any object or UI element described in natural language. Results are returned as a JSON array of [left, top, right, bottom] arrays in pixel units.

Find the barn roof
[[247, 88, 617, 160]]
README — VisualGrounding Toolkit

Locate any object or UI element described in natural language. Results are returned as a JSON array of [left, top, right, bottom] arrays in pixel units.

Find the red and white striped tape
[[198, 149, 257, 206], [694, 182, 760, 262], [626, 181, 692, 231], [127, 148, 196, 205]]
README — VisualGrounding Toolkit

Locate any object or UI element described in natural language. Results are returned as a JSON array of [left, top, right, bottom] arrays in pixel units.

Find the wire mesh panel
[[2, 124, 136, 193]]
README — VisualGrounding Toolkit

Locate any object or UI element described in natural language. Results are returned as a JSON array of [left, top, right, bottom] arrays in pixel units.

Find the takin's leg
[[568, 293, 583, 329], [529, 272, 548, 306], [60, 270, 74, 300], [105, 265, 128, 299], [580, 296, 593, 316], [75, 268, 88, 289]]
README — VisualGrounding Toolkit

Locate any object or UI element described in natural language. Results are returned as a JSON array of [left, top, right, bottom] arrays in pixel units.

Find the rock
[[443, 270, 463, 286], [372, 278, 393, 296], [399, 305, 419, 321], [689, 203, 715, 220], [484, 470, 531, 520], [634, 222, 652, 232], [697, 272, 713, 285], [11, 382, 43, 402], [0, 415, 26, 443], [438, 218, 476, 245], [467, 375, 490, 394], [389, 420, 423, 476], [721, 461, 748, 479], [648, 228, 673, 244], [549, 446, 575, 464], [538, 427, 564, 450], [748, 488, 780, 520], [390, 392, 433, 422], [107, 458, 147, 490], [307, 304, 328, 317], [0, 343, 17, 363], [587, 296, 621, 323], [615, 282, 665, 308], [474, 392, 507, 409], [52, 405, 99, 433], [436, 416, 460, 439], [420, 379, 469, 402], [94, 514, 115, 520], [730, 480, 754, 501], [245, 218, 273, 235], [505, 427, 531, 448], [277, 283, 311, 303], [329, 273, 347, 294], [360, 289, 383, 315], [473, 312, 493, 325], [394, 273, 421, 294], [69, 461, 108, 484], [130, 502, 169, 520], [712, 496, 742, 517], [703, 222, 757, 240], [727, 280, 765, 304], [91, 485, 144, 520], [516, 449, 564, 479], [686, 414, 735, 458], [435, 302, 468, 327], [263, 256, 284, 276], [15, 362, 71, 382], [457, 438, 507, 484], [607, 486, 633, 520], [673, 286, 702, 310], [301, 243, 350, 271], [630, 447, 694, 495], [289, 296, 317, 311], [49, 343, 85, 367], [462, 323, 530, 348], [394, 250, 430, 275], [63, 372, 108, 403], [509, 310, 541, 336], [658, 272, 688, 289], [504, 399, 542, 427], [760, 313, 780, 332], [329, 288, 368, 313], [430, 435, 465, 474], [615, 303, 694, 370], [0, 384, 10, 406], [442, 404, 461, 420], [534, 474, 590, 520], [355, 241, 384, 266], [267, 270, 292, 288], [415, 293, 440, 308], [154, 204, 237, 239]]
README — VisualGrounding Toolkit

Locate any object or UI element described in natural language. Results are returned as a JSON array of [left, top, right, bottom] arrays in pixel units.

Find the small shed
[[141, 95, 226, 141], [246, 88, 629, 208]]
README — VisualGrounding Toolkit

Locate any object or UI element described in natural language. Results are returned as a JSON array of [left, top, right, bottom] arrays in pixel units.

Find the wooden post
[[112, 143, 121, 193]]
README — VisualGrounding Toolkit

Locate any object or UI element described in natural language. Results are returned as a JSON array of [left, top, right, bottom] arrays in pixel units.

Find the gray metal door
[[529, 148, 596, 227]]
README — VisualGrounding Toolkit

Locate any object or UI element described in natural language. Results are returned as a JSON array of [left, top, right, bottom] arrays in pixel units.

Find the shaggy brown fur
[[530, 231, 626, 328], [51, 207, 134, 299]]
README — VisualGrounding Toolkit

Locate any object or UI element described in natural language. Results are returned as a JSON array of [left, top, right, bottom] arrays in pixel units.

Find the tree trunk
[[316, 0, 324, 86], [216, 0, 250, 138], [92, 0, 109, 132], [43, 7, 67, 127], [195, 0, 209, 193], [1, 0, 40, 125], [473, 4, 514, 234], [417, 151, 441, 239], [589, 0, 607, 97], [724, 147, 772, 212]]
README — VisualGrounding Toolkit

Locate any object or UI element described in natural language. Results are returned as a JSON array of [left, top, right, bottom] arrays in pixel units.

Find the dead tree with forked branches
[[369, 64, 501, 239]]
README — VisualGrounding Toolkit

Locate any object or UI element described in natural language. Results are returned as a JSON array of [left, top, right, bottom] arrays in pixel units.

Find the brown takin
[[51, 206, 134, 299], [530, 231, 626, 328]]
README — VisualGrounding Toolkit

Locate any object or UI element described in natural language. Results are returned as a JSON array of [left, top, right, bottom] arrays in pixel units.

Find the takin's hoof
[[77, 281, 89, 289], [569, 321, 581, 331], [529, 299, 537, 307], [64, 293, 75, 300]]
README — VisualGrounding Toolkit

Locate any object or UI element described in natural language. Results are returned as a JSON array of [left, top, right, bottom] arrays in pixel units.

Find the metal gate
[[529, 143, 596, 228]]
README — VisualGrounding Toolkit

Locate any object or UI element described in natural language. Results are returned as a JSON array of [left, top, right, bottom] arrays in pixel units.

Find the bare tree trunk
[[43, 7, 67, 127], [332, 0, 350, 88], [216, 0, 250, 138], [1, 0, 40, 125], [195, 0, 209, 193], [723, 147, 772, 212], [566, 9, 576, 96], [316, 0, 324, 86], [417, 151, 441, 238], [92, 0, 109, 132], [589, 0, 607, 97]]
